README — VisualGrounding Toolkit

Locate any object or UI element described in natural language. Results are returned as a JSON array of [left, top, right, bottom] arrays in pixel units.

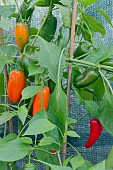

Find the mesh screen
[[0, 0, 113, 169]]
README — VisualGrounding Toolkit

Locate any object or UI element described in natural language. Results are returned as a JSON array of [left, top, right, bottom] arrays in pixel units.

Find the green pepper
[[57, 25, 70, 50], [16, 0, 35, 24], [39, 14, 57, 42], [100, 57, 113, 67], [23, 163, 36, 170], [35, 0, 61, 7], [73, 42, 92, 58], [74, 69, 99, 88], [48, 78, 56, 94]]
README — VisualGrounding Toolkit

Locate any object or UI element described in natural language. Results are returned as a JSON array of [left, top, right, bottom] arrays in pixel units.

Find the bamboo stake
[[62, 0, 78, 162]]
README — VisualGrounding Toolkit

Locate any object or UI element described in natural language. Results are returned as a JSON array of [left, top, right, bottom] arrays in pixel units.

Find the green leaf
[[4, 133, 17, 143], [0, 5, 15, 18], [84, 0, 99, 6], [48, 84, 68, 140], [35, 37, 62, 83], [29, 0, 61, 8], [39, 137, 58, 146], [29, 109, 48, 124], [19, 137, 33, 144], [88, 160, 105, 170], [78, 160, 92, 170], [84, 45, 113, 64], [106, 146, 113, 169], [95, 8, 113, 27], [22, 86, 41, 100], [0, 138, 5, 145], [0, 44, 18, 56], [35, 145, 59, 165], [72, 86, 82, 104], [63, 156, 73, 167], [24, 119, 55, 136], [84, 100, 99, 118], [45, 127, 59, 143], [17, 106, 28, 125], [98, 92, 113, 136], [66, 130, 80, 138], [29, 27, 38, 39], [92, 77, 105, 100], [60, 0, 73, 5], [48, 47, 68, 142], [0, 54, 10, 72], [67, 117, 77, 126], [49, 165, 73, 170], [79, 88, 94, 101], [29, 0, 49, 8], [0, 112, 16, 125], [28, 62, 43, 76], [70, 154, 85, 169], [55, 4, 71, 28], [0, 20, 10, 31], [83, 14, 106, 38], [0, 139, 32, 162], [2, 0, 6, 5], [0, 161, 7, 170]]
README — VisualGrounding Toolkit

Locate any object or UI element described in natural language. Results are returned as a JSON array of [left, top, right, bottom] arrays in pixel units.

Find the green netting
[[0, 0, 113, 169]]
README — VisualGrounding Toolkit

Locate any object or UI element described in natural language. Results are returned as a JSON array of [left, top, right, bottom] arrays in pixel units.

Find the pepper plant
[[0, 0, 113, 169]]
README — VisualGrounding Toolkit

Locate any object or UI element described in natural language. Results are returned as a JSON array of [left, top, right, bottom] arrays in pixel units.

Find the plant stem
[[63, 0, 78, 163], [17, 121, 29, 138], [76, 50, 92, 60], [67, 142, 79, 154], [14, 0, 23, 21], [67, 58, 96, 67], [35, 135, 37, 146], [67, 58, 113, 72], [58, 152, 62, 166], [99, 70, 113, 95], [28, 96, 34, 113], [77, 112, 90, 123]]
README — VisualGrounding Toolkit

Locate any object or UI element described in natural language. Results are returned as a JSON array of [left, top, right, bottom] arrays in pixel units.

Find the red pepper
[[50, 149, 56, 156], [85, 118, 103, 148]]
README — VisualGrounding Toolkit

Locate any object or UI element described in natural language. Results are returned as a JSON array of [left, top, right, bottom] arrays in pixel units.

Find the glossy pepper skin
[[39, 14, 57, 42], [32, 86, 50, 116], [85, 118, 103, 148], [74, 69, 99, 88], [23, 163, 36, 170], [14, 22, 29, 52], [8, 70, 26, 103]]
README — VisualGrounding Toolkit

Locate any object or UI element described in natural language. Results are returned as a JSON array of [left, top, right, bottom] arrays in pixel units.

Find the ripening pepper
[[14, 22, 29, 52], [7, 70, 26, 103], [32, 86, 50, 116]]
